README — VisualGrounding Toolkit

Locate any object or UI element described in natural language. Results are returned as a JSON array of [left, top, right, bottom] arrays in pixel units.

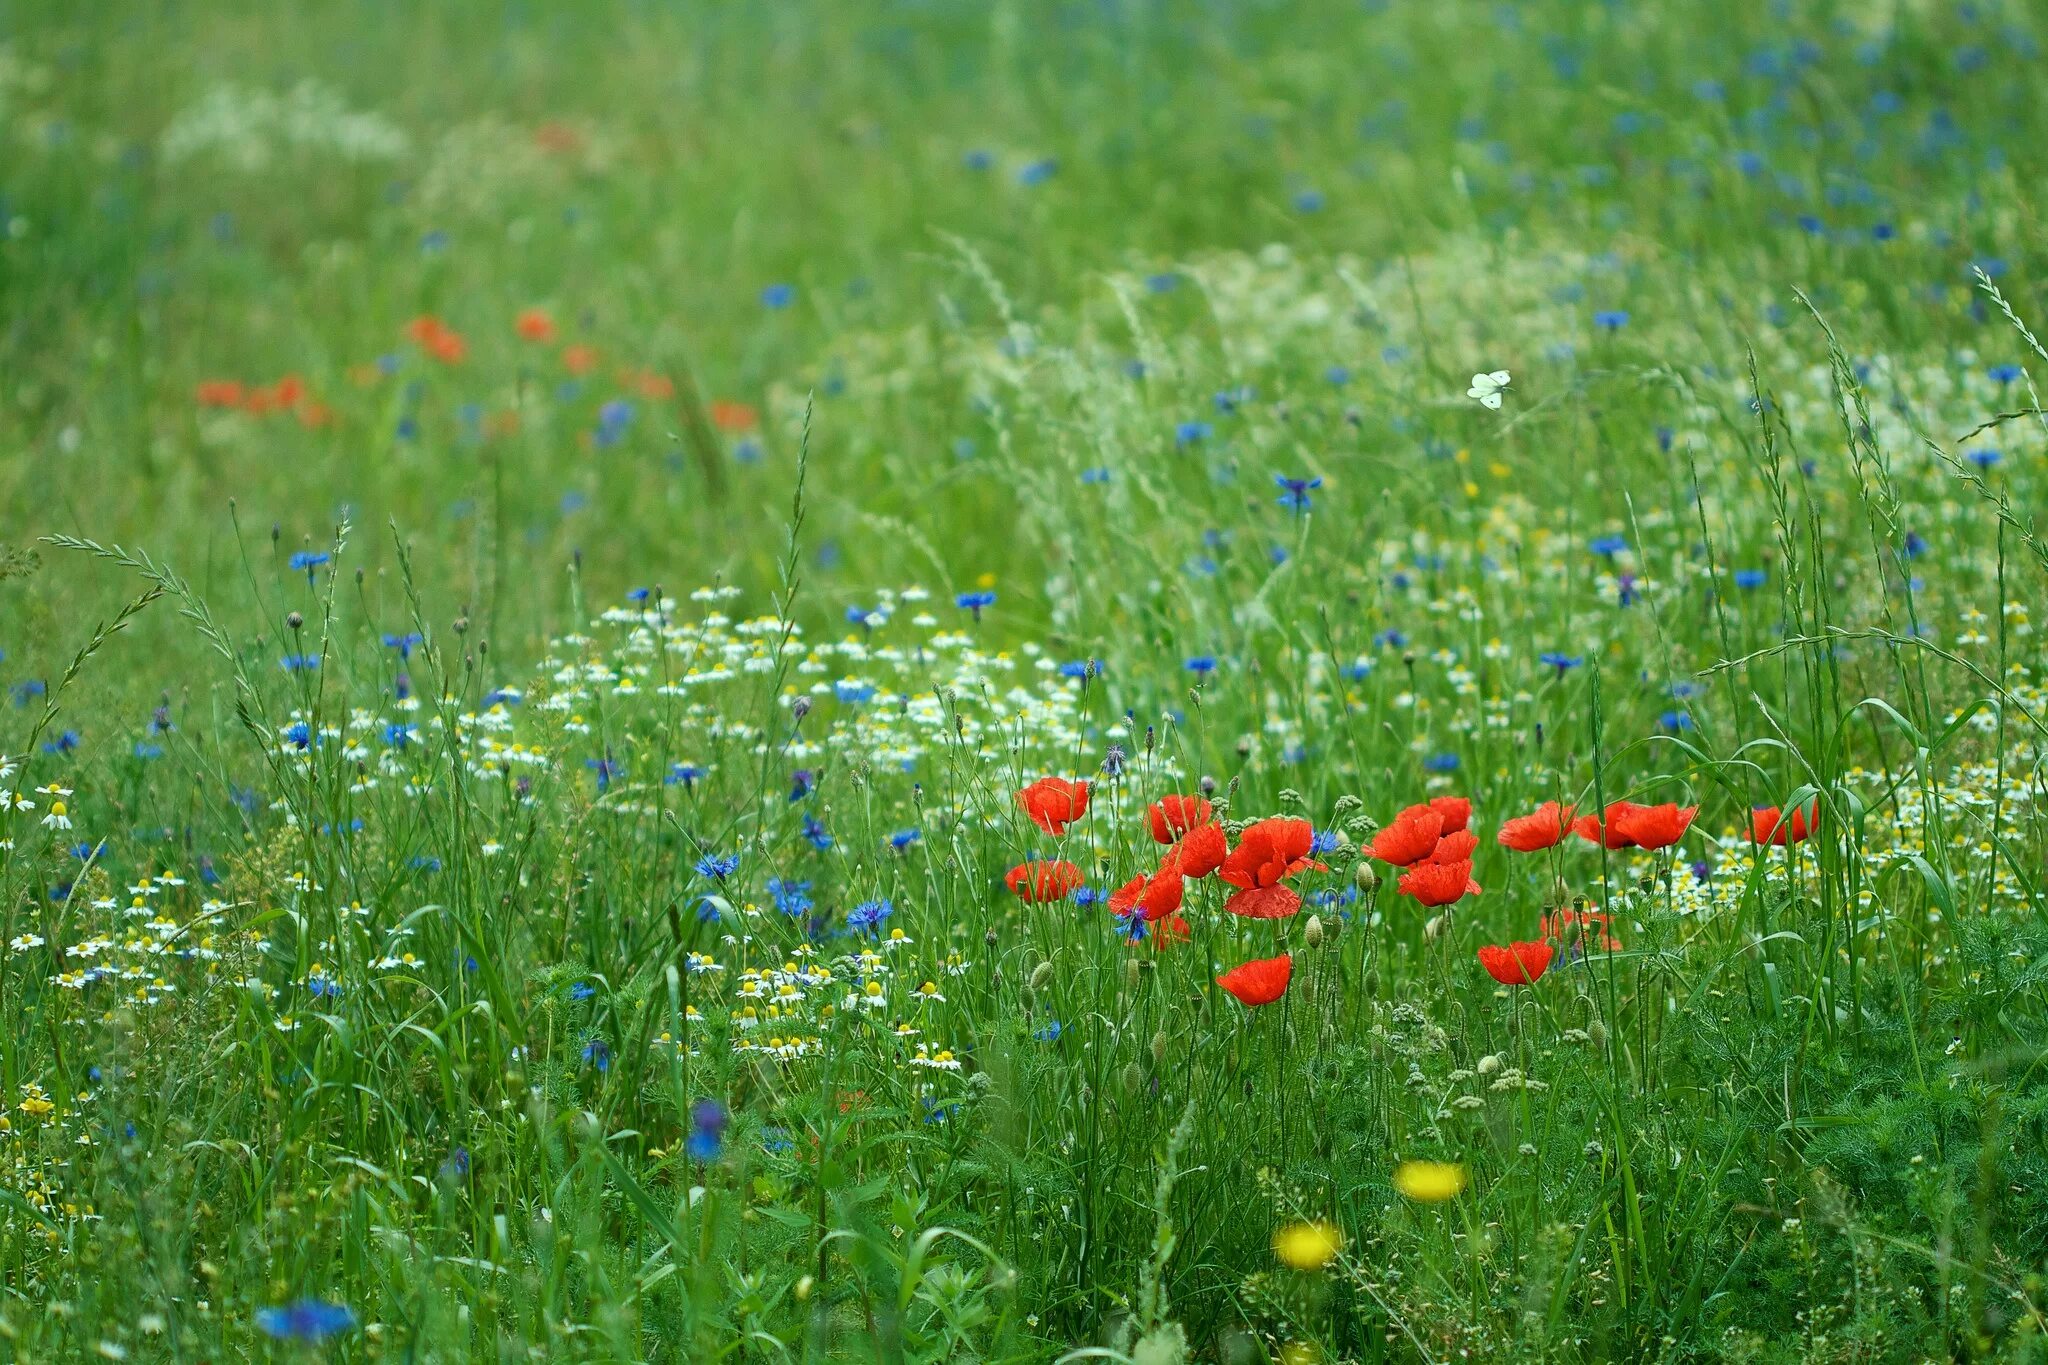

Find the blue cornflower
[[1374, 628, 1407, 648], [133, 741, 162, 759], [382, 632, 423, 658], [962, 148, 993, 170], [686, 1099, 728, 1160], [1341, 659, 1373, 680], [594, 399, 634, 447], [955, 590, 996, 620], [1310, 830, 1340, 855], [1593, 310, 1630, 330], [667, 763, 704, 789], [1175, 420, 1212, 447], [846, 898, 893, 936], [1184, 655, 1217, 675], [12, 679, 46, 706], [1058, 659, 1097, 680], [1966, 447, 2002, 469], [585, 756, 618, 792], [1733, 568, 1768, 589], [1113, 909, 1147, 944], [441, 1147, 470, 1180], [834, 680, 877, 703], [1071, 886, 1106, 909], [582, 1038, 610, 1072], [280, 654, 319, 673], [255, 1300, 356, 1343], [1274, 473, 1323, 513], [1539, 652, 1583, 676], [1017, 158, 1058, 185], [383, 723, 415, 748], [1033, 1020, 1065, 1042], [761, 283, 795, 309], [1659, 710, 1696, 732], [1422, 752, 1460, 773], [888, 828, 921, 851], [1902, 530, 1928, 559], [1146, 272, 1180, 293], [1292, 187, 1325, 212], [694, 853, 739, 881], [768, 878, 814, 918], [43, 730, 79, 753], [1616, 573, 1640, 608], [788, 769, 814, 802], [1326, 364, 1350, 385], [801, 815, 834, 851], [696, 897, 721, 923], [288, 551, 330, 582], [1588, 534, 1629, 557], [1990, 364, 2023, 384], [1080, 466, 1111, 484], [570, 981, 596, 1001]]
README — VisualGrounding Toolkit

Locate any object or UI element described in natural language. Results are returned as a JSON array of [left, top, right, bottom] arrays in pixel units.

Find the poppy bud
[[1363, 968, 1380, 995], [1029, 961, 1054, 993], [1476, 1054, 1502, 1076], [1124, 959, 1140, 990], [1586, 1020, 1609, 1049], [1553, 878, 1571, 907], [1151, 1030, 1167, 1066], [1304, 914, 1325, 949], [1424, 914, 1445, 942], [1355, 862, 1380, 891], [1121, 1060, 1144, 1093]]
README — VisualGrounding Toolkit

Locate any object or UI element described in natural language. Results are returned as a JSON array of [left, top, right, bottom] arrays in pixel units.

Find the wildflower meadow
[[6, 1, 2048, 1360]]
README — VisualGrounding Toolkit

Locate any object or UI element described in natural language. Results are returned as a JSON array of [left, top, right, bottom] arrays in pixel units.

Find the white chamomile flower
[[1467, 370, 1511, 409]]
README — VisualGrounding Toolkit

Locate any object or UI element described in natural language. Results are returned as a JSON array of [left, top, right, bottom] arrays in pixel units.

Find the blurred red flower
[[1751, 802, 1818, 845], [1005, 860, 1083, 903], [1609, 802, 1696, 850]]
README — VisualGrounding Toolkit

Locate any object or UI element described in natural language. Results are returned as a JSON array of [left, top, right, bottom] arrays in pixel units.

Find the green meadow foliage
[[2, 1, 2048, 1359]]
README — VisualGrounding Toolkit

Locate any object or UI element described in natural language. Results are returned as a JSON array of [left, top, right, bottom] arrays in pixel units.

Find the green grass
[[4, 0, 2048, 1359]]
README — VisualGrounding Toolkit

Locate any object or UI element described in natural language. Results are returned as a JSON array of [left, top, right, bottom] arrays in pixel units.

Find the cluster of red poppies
[[1005, 776, 1819, 1001], [1008, 777, 1330, 1006], [193, 374, 333, 427]]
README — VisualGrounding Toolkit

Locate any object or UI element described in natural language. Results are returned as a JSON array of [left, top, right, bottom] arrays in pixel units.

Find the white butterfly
[[1466, 370, 1511, 409]]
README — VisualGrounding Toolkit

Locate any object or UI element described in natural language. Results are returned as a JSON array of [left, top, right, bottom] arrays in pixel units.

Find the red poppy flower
[[195, 379, 245, 408], [1018, 777, 1090, 836], [1608, 802, 1696, 850], [1109, 867, 1185, 921], [1477, 940, 1554, 985], [1221, 818, 1323, 890], [1426, 830, 1479, 864], [710, 400, 759, 433], [405, 316, 466, 363], [1224, 884, 1302, 919], [633, 370, 675, 400], [515, 308, 556, 342], [1005, 859, 1084, 903], [562, 344, 599, 376], [1430, 796, 1472, 834], [1147, 794, 1214, 844], [1370, 807, 1444, 866], [1751, 802, 1818, 845], [1161, 820, 1229, 879], [1149, 913, 1191, 949], [1573, 801, 1649, 849], [1216, 953, 1292, 1006], [1497, 802, 1575, 852], [1396, 859, 1478, 908], [1541, 907, 1621, 952], [270, 374, 307, 408]]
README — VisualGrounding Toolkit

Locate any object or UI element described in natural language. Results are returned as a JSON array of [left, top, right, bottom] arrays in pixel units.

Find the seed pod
[[1586, 1019, 1609, 1049], [1476, 1054, 1503, 1076], [1424, 914, 1445, 942], [1304, 915, 1325, 949], [1121, 1060, 1144, 1093], [1124, 959, 1141, 990], [1029, 961, 1054, 993], [1151, 1030, 1168, 1066], [1354, 862, 1380, 891]]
